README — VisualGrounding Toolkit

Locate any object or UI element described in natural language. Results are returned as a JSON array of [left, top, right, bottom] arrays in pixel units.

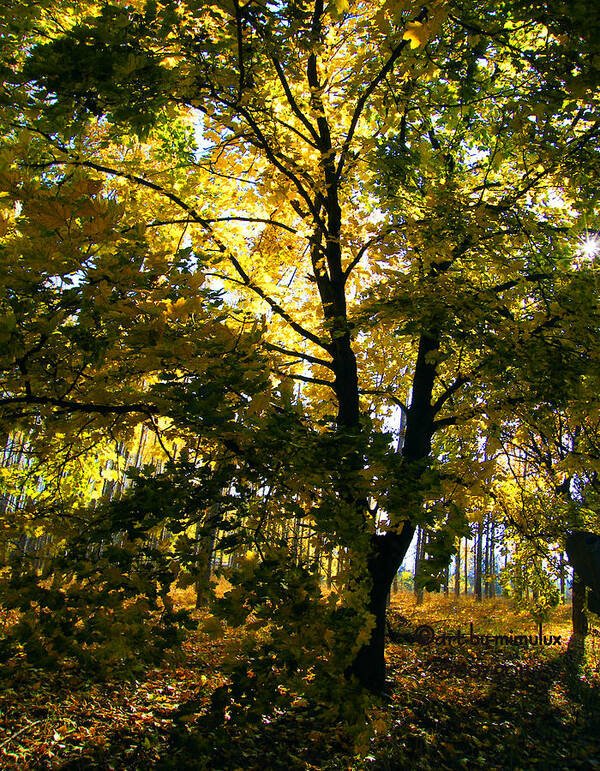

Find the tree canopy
[[1, 0, 600, 714]]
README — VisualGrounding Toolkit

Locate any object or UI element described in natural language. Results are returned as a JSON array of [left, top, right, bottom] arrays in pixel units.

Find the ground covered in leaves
[[1, 593, 599, 770]]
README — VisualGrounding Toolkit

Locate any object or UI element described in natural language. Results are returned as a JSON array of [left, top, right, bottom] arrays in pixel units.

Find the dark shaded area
[[566, 531, 600, 616], [3, 623, 596, 771]]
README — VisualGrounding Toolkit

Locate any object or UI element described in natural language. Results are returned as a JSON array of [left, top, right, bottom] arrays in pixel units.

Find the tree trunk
[[489, 518, 496, 599], [195, 511, 218, 609], [483, 516, 489, 598], [464, 538, 469, 594], [290, 515, 300, 564], [413, 527, 422, 598], [304, 64, 442, 690], [349, 525, 415, 690], [349, 332, 439, 691], [454, 539, 461, 597], [326, 548, 334, 589], [415, 531, 426, 606], [474, 521, 483, 601], [313, 533, 321, 578], [572, 572, 588, 637]]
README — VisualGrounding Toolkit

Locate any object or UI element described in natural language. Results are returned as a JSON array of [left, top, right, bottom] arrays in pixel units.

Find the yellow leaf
[[331, 0, 349, 16], [402, 21, 431, 49]]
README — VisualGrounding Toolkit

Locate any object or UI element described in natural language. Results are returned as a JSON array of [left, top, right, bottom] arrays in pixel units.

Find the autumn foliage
[[1, 0, 600, 762]]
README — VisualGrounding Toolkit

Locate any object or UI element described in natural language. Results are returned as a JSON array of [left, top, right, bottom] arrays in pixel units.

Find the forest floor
[[1, 592, 599, 770]]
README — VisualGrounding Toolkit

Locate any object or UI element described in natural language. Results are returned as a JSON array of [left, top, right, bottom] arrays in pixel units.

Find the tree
[[491, 375, 600, 637], [1, 0, 600, 697]]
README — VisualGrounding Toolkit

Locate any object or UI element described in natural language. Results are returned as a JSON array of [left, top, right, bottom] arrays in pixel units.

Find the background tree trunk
[[415, 530, 425, 606], [414, 527, 422, 599], [454, 539, 461, 597], [464, 538, 469, 595], [489, 518, 496, 598], [474, 522, 483, 601]]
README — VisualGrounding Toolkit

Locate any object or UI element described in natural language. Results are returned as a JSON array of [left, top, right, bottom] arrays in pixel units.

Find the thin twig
[[0, 719, 46, 750]]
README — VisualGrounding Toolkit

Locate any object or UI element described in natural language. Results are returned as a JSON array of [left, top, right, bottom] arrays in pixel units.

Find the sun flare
[[577, 235, 600, 260]]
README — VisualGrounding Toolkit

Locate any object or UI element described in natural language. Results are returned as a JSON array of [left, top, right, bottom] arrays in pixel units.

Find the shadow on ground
[[11, 624, 600, 771]]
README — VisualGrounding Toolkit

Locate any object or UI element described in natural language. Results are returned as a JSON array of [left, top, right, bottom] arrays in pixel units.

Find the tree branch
[[0, 394, 158, 417], [144, 216, 298, 234], [343, 229, 391, 279], [26, 157, 328, 352], [272, 57, 320, 145], [273, 369, 335, 388], [264, 341, 334, 369], [336, 6, 428, 180], [431, 374, 470, 414], [230, 101, 327, 224], [226, 253, 332, 351], [359, 388, 407, 412]]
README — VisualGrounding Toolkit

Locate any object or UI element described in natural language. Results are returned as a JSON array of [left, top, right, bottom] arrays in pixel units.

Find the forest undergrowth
[[1, 591, 599, 770]]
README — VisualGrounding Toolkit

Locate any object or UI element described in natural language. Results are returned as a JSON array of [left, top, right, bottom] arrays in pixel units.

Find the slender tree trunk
[[413, 527, 422, 598], [486, 517, 492, 597], [326, 548, 334, 590], [313, 535, 322, 581], [337, 547, 347, 579], [474, 521, 483, 601], [489, 518, 496, 599], [134, 425, 146, 468], [195, 501, 220, 609], [114, 448, 129, 499], [415, 531, 426, 606], [454, 539, 461, 597], [464, 538, 469, 595], [482, 516, 489, 598], [290, 515, 300, 565]]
